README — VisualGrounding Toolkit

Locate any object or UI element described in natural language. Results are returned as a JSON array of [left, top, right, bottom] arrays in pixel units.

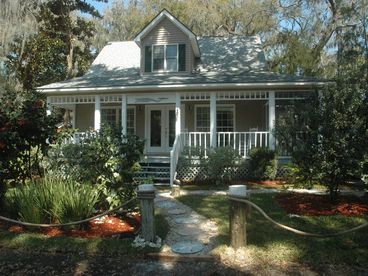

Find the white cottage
[[39, 9, 325, 185]]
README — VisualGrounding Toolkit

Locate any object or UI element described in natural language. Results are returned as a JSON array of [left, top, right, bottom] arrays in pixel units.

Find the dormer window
[[152, 44, 178, 72], [145, 44, 186, 73]]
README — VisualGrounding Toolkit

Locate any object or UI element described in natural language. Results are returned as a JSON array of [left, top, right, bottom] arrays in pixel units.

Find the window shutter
[[178, 44, 186, 71], [144, 46, 152, 72]]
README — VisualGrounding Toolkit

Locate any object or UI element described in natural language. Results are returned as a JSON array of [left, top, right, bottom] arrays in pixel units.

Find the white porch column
[[121, 94, 127, 135], [175, 92, 181, 136], [94, 95, 101, 131], [46, 97, 52, 116], [210, 92, 217, 148], [71, 104, 76, 128], [268, 91, 276, 150]]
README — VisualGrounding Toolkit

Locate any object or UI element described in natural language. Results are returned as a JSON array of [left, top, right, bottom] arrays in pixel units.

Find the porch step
[[134, 156, 171, 183]]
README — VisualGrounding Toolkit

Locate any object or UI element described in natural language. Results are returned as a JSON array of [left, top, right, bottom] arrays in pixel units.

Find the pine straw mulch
[[2, 213, 140, 239], [275, 193, 368, 216]]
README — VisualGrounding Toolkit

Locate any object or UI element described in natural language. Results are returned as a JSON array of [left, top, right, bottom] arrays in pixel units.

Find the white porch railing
[[217, 131, 269, 158], [63, 131, 97, 144], [180, 131, 269, 158], [180, 132, 211, 156], [170, 134, 183, 187]]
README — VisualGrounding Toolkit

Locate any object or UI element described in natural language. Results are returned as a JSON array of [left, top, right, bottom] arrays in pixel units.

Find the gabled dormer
[[134, 9, 200, 75]]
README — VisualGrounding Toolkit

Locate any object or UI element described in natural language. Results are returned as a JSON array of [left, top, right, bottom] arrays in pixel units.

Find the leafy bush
[[0, 89, 58, 206], [45, 124, 144, 209], [281, 163, 315, 189], [248, 147, 278, 180], [5, 175, 99, 225], [206, 147, 242, 184], [178, 146, 207, 168], [275, 84, 368, 200]]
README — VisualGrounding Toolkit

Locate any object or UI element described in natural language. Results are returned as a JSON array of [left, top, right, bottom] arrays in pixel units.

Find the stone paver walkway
[[154, 191, 219, 255]]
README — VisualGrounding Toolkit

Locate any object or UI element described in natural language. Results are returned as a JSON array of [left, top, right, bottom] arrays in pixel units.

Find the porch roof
[[38, 36, 326, 93]]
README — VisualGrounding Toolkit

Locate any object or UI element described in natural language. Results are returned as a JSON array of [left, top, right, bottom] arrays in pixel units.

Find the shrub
[[0, 90, 58, 184], [5, 175, 99, 225], [275, 84, 368, 200], [248, 147, 278, 180], [0, 89, 58, 207], [206, 147, 242, 184], [281, 163, 315, 189], [178, 146, 207, 168], [44, 124, 144, 209]]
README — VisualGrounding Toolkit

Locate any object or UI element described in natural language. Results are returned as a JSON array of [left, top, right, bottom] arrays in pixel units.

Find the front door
[[146, 105, 176, 153]]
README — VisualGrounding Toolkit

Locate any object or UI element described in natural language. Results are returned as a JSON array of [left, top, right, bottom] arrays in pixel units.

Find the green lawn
[[177, 194, 368, 267], [0, 213, 169, 256]]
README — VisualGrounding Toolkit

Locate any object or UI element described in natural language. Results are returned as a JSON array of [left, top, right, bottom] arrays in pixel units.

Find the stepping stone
[[175, 227, 202, 236], [167, 209, 186, 215], [174, 216, 199, 224], [155, 201, 177, 208], [171, 241, 204, 254]]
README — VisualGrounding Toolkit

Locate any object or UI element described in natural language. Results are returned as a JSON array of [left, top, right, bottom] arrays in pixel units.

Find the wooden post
[[229, 185, 248, 249], [137, 184, 156, 242]]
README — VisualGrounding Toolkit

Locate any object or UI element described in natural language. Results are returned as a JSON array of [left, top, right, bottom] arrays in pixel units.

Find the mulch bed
[[275, 193, 368, 216], [3, 213, 141, 239], [246, 180, 286, 188]]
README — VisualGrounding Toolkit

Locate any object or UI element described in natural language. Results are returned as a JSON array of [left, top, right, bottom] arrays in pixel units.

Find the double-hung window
[[101, 106, 136, 135], [145, 44, 185, 73], [152, 44, 178, 72], [165, 45, 178, 71], [152, 45, 165, 71], [195, 105, 235, 132]]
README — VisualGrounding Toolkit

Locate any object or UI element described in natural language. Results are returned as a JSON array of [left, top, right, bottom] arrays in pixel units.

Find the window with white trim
[[217, 106, 234, 132], [195, 105, 235, 132], [101, 106, 136, 135], [101, 108, 115, 126], [196, 106, 211, 132], [152, 44, 178, 72]]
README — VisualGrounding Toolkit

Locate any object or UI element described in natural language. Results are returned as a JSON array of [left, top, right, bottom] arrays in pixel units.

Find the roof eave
[[38, 81, 330, 95]]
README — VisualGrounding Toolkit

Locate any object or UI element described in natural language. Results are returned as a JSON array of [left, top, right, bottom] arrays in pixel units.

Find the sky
[[86, 0, 111, 14]]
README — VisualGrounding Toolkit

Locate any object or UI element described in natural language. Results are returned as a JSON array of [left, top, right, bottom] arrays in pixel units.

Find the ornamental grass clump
[[5, 175, 99, 226]]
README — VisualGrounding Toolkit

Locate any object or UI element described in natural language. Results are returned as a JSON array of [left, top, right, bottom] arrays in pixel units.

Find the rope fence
[[229, 196, 368, 238], [0, 197, 137, 228]]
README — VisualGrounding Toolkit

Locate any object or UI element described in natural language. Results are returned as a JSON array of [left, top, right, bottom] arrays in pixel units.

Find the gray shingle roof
[[39, 36, 322, 91]]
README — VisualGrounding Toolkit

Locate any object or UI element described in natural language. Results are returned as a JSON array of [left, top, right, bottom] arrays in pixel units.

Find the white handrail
[[170, 134, 182, 187], [217, 131, 269, 158], [180, 132, 210, 156], [64, 131, 96, 144], [180, 131, 270, 158]]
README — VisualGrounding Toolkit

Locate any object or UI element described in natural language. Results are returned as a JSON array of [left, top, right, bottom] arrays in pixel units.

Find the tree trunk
[[0, 179, 6, 212], [66, 36, 74, 79], [328, 182, 339, 202]]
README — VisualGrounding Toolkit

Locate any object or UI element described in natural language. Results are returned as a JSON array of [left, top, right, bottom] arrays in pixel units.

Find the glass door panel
[[150, 110, 162, 147], [146, 105, 176, 153], [168, 109, 175, 147]]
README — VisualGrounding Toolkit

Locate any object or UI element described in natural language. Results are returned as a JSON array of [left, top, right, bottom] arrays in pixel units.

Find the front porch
[[47, 90, 308, 185]]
